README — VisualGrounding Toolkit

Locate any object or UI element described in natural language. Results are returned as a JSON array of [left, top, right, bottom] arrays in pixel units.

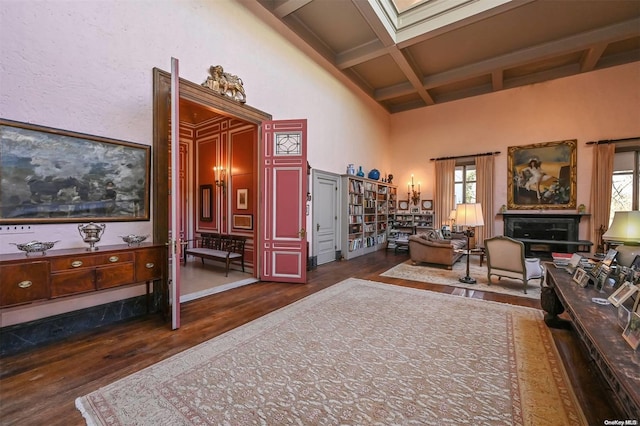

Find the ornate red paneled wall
[[193, 117, 256, 271]]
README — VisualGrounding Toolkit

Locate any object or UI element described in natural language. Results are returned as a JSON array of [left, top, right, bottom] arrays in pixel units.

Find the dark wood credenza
[[544, 266, 640, 419], [0, 243, 166, 311]]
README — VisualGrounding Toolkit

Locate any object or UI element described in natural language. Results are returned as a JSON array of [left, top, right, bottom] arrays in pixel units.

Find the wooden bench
[[184, 233, 246, 276]]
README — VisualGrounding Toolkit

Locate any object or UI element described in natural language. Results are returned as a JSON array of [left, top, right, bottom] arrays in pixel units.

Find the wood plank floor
[[0, 250, 622, 425]]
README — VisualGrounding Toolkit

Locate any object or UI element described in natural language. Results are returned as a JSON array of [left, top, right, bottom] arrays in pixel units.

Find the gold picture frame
[[507, 139, 576, 210]]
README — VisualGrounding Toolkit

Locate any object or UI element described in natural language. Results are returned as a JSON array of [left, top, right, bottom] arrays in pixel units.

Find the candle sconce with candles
[[213, 166, 227, 195], [408, 174, 421, 206]]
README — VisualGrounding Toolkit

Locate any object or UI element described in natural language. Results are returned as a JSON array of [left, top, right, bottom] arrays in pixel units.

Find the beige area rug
[[381, 256, 542, 299], [76, 278, 585, 425]]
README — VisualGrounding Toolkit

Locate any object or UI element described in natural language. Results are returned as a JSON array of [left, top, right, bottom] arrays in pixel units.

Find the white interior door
[[313, 170, 339, 265]]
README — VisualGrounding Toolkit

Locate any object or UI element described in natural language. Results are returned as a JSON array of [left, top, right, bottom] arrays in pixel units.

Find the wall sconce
[[407, 174, 421, 205], [213, 166, 226, 194]]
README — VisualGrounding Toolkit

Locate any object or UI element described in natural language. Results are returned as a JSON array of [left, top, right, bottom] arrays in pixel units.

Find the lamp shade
[[602, 211, 640, 243], [449, 209, 457, 220], [455, 203, 484, 227]]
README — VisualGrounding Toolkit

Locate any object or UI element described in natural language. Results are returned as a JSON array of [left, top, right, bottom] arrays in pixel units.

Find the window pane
[[465, 167, 476, 182], [454, 167, 463, 182], [454, 183, 463, 204], [466, 182, 476, 203], [611, 174, 633, 223]]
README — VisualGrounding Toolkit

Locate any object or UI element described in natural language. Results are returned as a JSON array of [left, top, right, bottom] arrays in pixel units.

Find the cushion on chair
[[524, 258, 543, 280]]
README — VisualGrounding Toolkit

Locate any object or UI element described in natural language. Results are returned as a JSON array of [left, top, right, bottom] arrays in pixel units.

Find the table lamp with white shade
[[602, 210, 640, 267], [456, 203, 484, 284]]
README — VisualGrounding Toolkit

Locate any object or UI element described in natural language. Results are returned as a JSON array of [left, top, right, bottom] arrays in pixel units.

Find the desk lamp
[[456, 203, 484, 284], [602, 211, 640, 267]]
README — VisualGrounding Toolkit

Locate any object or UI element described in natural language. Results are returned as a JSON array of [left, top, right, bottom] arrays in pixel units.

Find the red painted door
[[260, 120, 307, 283]]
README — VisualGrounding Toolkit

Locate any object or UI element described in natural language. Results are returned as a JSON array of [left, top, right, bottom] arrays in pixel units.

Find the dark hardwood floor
[[0, 250, 621, 425]]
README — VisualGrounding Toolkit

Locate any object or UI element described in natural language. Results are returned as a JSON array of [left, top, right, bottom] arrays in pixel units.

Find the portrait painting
[[507, 140, 577, 210]]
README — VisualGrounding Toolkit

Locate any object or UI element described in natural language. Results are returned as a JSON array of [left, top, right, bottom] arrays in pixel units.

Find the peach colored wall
[[390, 63, 640, 240], [0, 0, 389, 256]]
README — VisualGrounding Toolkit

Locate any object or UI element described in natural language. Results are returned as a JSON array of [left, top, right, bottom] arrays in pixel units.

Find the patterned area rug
[[76, 279, 584, 425], [381, 256, 542, 299]]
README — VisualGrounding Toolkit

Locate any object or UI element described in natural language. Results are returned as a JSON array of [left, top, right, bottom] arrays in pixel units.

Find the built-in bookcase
[[341, 175, 396, 259]]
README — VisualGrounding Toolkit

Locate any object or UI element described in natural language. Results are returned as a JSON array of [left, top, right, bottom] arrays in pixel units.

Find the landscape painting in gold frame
[[507, 140, 576, 210]]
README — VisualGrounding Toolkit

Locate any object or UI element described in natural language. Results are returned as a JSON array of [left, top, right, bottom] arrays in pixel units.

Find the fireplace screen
[[507, 140, 576, 210]]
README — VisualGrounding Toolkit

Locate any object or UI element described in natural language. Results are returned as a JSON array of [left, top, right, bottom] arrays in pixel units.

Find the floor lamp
[[456, 203, 484, 284]]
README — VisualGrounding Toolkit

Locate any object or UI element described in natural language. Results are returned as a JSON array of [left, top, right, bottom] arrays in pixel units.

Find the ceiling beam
[[580, 42, 608, 72], [336, 39, 387, 69], [272, 0, 312, 18], [352, 0, 434, 105], [491, 70, 503, 91], [421, 18, 640, 89]]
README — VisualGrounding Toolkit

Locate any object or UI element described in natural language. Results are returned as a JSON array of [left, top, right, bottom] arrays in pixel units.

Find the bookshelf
[[341, 175, 395, 260]]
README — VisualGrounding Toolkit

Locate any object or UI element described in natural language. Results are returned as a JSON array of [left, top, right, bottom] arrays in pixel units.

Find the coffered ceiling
[[250, 0, 640, 113]]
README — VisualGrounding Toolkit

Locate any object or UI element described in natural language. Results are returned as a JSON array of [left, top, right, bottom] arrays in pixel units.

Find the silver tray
[[10, 240, 59, 256], [119, 234, 148, 246]]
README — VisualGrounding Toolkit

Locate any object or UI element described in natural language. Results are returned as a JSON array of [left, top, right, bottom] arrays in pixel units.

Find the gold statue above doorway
[[202, 65, 246, 103]]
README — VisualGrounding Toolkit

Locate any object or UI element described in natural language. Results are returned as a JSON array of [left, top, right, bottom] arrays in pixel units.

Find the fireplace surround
[[501, 212, 592, 257]]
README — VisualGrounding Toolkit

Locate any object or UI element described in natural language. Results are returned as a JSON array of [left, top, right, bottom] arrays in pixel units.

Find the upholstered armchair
[[484, 235, 544, 294]]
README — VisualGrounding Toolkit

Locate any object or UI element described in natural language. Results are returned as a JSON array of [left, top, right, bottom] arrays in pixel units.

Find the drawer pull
[[145, 262, 155, 269], [109, 256, 119, 263], [18, 280, 33, 289], [71, 260, 83, 268]]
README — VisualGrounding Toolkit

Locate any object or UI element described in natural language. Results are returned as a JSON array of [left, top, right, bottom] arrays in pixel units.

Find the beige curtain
[[435, 159, 456, 231], [475, 154, 495, 246], [590, 143, 615, 252]]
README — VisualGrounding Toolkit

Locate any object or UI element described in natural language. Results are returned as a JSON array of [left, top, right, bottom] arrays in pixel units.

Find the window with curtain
[[611, 149, 640, 223], [454, 163, 476, 204]]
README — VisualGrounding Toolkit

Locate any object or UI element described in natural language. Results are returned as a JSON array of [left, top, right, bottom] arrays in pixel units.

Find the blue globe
[[368, 169, 380, 180]]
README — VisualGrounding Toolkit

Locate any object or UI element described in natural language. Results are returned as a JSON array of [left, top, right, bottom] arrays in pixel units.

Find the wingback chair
[[484, 236, 544, 294]]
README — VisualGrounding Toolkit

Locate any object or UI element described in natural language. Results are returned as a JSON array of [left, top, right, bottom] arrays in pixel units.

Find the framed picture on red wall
[[237, 188, 248, 210]]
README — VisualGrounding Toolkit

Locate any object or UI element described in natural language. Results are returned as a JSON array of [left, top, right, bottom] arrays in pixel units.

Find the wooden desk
[[544, 265, 640, 419]]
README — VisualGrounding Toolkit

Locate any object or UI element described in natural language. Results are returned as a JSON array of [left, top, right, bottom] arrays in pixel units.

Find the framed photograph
[[0, 119, 150, 223], [618, 305, 631, 330], [631, 255, 640, 270], [595, 265, 611, 292], [608, 282, 639, 307], [622, 312, 640, 350], [237, 188, 248, 210], [421, 199, 433, 210], [507, 139, 577, 210], [410, 207, 420, 214], [601, 249, 617, 267], [232, 214, 252, 230], [398, 200, 409, 211], [199, 184, 213, 222], [572, 268, 589, 288]]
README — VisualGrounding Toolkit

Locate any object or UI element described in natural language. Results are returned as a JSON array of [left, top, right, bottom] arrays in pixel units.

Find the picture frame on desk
[[608, 281, 639, 307], [618, 305, 631, 330], [572, 268, 589, 288], [622, 312, 640, 350], [602, 248, 617, 267]]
